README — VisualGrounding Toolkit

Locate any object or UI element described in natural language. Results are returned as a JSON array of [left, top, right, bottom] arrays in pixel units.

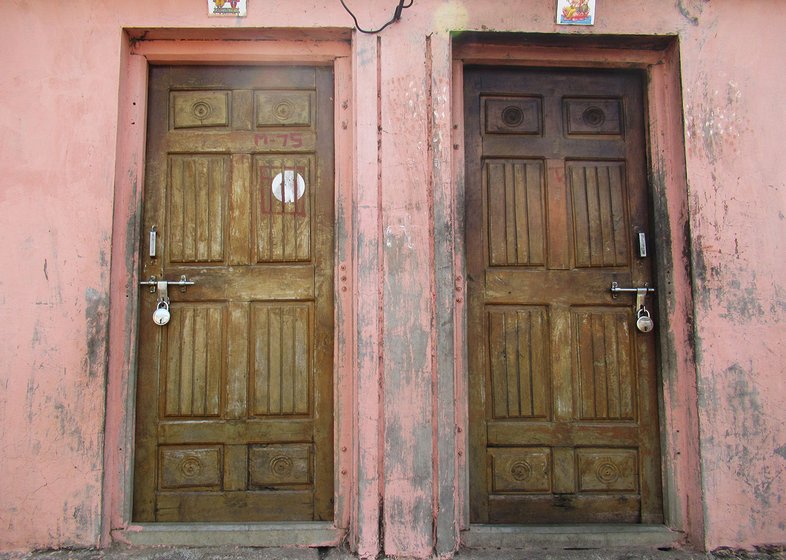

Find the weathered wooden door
[[465, 67, 663, 523], [133, 66, 334, 522]]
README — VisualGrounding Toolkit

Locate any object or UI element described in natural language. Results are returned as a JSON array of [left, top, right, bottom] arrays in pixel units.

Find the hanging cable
[[339, 0, 414, 34]]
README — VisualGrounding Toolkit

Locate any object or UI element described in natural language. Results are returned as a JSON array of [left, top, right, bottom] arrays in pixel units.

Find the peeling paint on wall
[[685, 78, 745, 166], [84, 287, 110, 380], [699, 362, 786, 538]]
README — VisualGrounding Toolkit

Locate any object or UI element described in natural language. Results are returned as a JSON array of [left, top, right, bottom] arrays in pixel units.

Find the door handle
[[139, 275, 195, 326]]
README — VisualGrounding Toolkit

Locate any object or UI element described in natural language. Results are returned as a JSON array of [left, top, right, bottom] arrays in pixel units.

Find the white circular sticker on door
[[271, 170, 306, 203]]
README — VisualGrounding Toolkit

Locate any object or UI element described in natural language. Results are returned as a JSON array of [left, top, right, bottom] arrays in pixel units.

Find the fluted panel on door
[[487, 307, 550, 419], [249, 303, 311, 417], [568, 162, 629, 268], [572, 308, 636, 421], [168, 155, 228, 264], [162, 304, 225, 417], [254, 155, 313, 263], [484, 159, 546, 267]]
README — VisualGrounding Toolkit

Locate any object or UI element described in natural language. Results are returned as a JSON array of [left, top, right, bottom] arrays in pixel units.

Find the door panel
[[134, 66, 334, 523], [465, 67, 662, 524]]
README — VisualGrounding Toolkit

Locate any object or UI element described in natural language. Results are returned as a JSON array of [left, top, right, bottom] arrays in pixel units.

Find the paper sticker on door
[[272, 170, 306, 203]]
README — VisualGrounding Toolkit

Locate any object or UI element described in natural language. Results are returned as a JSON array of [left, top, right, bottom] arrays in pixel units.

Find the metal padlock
[[636, 307, 654, 333], [152, 300, 171, 326]]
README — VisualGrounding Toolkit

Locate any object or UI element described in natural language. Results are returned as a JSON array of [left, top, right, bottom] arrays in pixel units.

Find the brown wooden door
[[465, 67, 663, 524], [133, 66, 334, 522]]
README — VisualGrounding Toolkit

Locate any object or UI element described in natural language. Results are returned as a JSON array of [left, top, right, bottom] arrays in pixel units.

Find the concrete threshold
[[120, 522, 344, 547], [462, 524, 684, 550]]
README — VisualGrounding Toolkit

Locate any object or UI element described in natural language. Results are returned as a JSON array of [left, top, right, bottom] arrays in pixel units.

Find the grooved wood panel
[[569, 162, 629, 268], [487, 307, 549, 419], [162, 304, 225, 418], [249, 303, 311, 417], [485, 159, 546, 266], [573, 308, 636, 421], [254, 156, 312, 262], [168, 155, 228, 263]]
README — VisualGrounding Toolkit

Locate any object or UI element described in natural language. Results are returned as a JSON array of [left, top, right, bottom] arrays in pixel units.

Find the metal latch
[[139, 275, 195, 326], [610, 282, 656, 333]]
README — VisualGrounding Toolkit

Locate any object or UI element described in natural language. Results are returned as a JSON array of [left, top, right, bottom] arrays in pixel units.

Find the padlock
[[636, 307, 654, 333], [153, 300, 171, 326]]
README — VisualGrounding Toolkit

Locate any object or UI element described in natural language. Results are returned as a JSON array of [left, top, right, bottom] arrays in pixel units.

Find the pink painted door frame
[[450, 36, 704, 547]]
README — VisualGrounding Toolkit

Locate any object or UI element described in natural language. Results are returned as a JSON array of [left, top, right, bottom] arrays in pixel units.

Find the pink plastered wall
[[0, 0, 783, 554], [679, 3, 786, 548]]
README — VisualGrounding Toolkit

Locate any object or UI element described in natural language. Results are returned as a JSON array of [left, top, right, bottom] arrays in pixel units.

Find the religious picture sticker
[[208, 0, 247, 17], [557, 0, 595, 25]]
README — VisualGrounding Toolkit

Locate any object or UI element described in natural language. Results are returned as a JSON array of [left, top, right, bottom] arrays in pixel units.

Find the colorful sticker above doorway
[[556, 0, 596, 25], [208, 0, 247, 17]]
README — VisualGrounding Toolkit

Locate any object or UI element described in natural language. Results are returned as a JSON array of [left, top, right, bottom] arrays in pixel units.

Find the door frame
[[103, 30, 353, 546], [451, 35, 703, 547]]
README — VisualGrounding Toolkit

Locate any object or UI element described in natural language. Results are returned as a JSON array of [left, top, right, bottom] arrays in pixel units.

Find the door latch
[[610, 282, 656, 333], [140, 275, 195, 326]]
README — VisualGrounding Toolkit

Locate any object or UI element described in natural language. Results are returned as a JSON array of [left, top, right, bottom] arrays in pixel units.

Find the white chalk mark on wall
[[384, 214, 415, 250]]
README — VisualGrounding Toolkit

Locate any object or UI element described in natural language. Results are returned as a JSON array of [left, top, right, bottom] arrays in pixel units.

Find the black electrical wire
[[339, 0, 414, 34]]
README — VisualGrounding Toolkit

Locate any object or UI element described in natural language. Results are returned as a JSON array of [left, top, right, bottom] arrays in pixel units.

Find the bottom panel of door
[[152, 442, 319, 522], [156, 493, 315, 523], [486, 446, 643, 523]]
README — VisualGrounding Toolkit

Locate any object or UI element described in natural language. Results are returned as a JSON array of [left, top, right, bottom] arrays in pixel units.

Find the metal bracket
[[157, 281, 170, 305], [638, 232, 647, 258], [149, 226, 157, 258]]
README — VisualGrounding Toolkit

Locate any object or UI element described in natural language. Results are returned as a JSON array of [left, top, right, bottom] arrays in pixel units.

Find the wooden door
[[133, 66, 334, 522], [465, 67, 663, 524]]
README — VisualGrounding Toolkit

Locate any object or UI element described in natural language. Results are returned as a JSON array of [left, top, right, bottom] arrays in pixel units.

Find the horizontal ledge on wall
[[131, 39, 351, 63], [128, 28, 351, 63], [117, 522, 344, 547], [453, 31, 676, 52], [128, 27, 352, 42], [462, 524, 684, 550], [453, 33, 676, 67]]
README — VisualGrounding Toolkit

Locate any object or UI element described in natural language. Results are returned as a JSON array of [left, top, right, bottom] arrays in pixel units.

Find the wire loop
[[339, 0, 414, 34]]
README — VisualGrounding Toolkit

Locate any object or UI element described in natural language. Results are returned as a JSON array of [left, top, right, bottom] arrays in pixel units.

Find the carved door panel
[[465, 68, 663, 523], [133, 66, 334, 522]]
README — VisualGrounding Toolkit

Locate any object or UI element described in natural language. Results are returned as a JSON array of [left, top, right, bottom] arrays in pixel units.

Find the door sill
[[462, 524, 684, 550], [116, 522, 344, 547]]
